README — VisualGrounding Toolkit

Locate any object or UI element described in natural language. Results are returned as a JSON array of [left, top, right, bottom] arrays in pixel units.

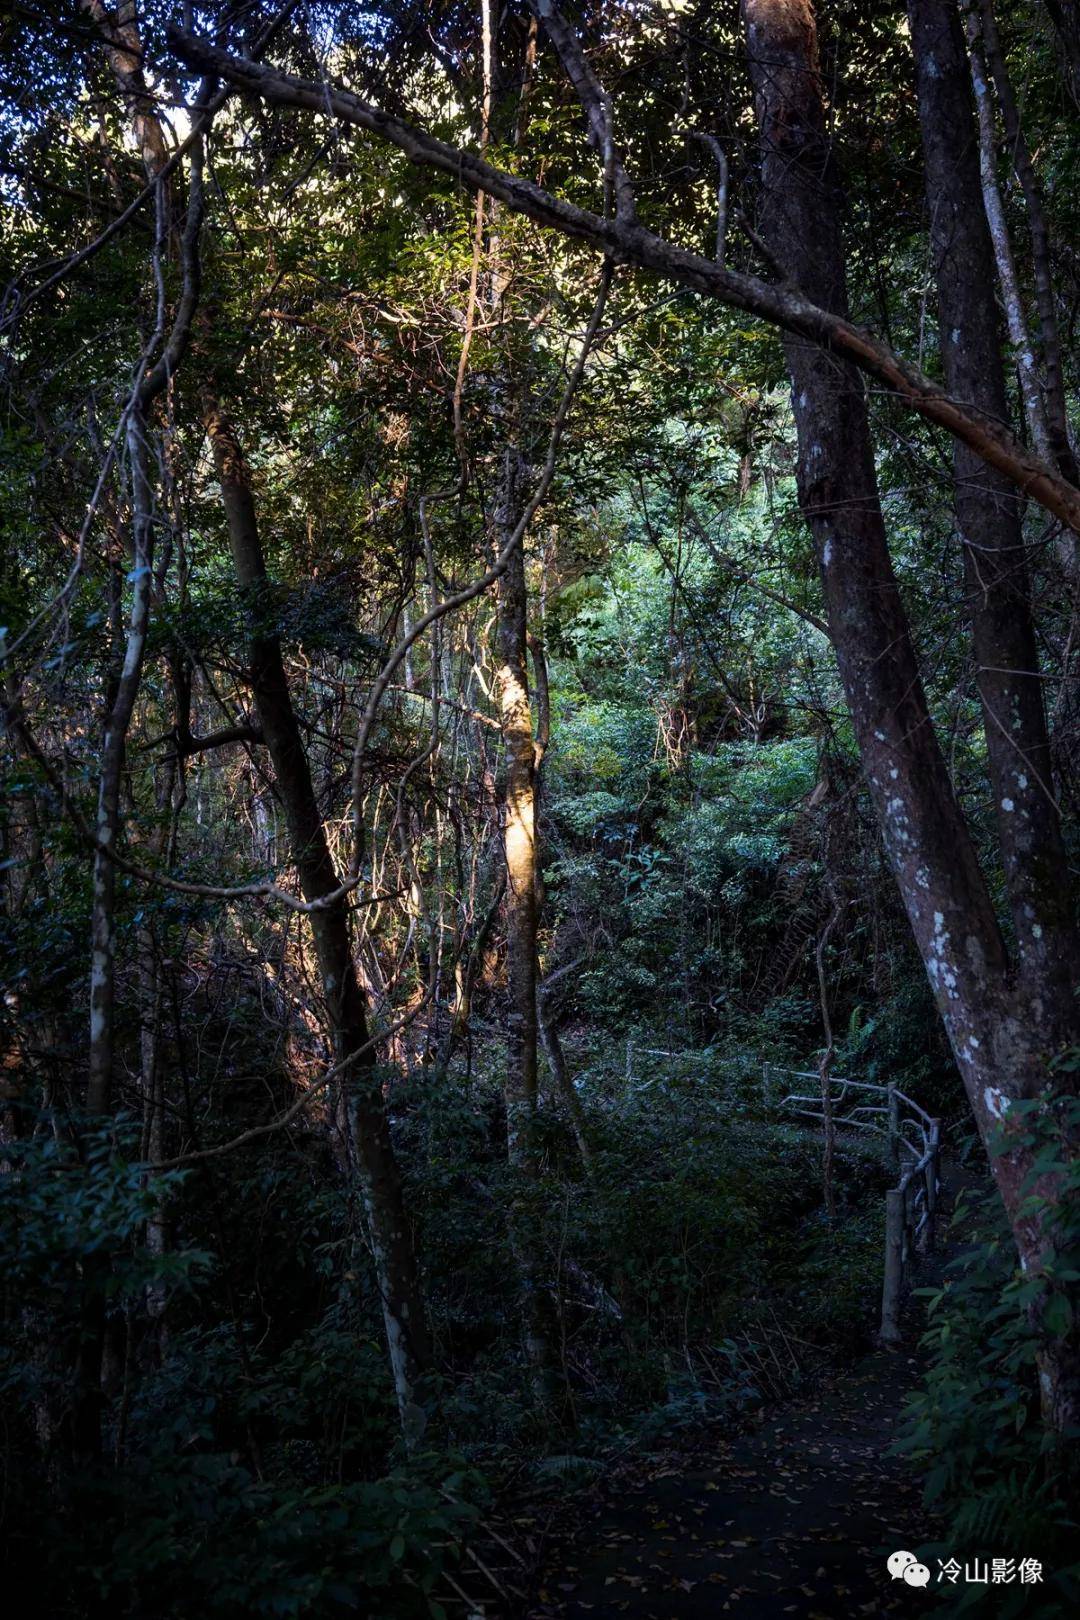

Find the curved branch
[[165, 26, 1080, 537], [529, 0, 636, 223]]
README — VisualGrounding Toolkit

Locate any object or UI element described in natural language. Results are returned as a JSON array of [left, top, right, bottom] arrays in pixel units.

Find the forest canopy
[[1, 2, 1079, 1616]]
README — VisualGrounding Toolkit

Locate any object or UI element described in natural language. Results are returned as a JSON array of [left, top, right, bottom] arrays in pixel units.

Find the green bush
[[0, 1115, 486, 1619], [895, 1096, 1080, 1617]]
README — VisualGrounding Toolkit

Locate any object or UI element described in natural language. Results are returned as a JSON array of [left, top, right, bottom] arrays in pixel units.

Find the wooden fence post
[[769, 1068, 937, 1338], [923, 1119, 940, 1253], [880, 1187, 905, 1346]]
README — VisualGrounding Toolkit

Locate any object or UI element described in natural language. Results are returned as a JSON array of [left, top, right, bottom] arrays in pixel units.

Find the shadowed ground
[[526, 1337, 938, 1618], [521, 1171, 990, 1619]]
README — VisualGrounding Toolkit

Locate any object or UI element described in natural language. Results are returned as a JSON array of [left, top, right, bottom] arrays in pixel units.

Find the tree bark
[[978, 0, 1078, 484], [537, 992, 592, 1171], [742, 0, 1079, 1431], [139, 651, 188, 1333], [202, 394, 431, 1438], [497, 493, 540, 1163], [80, 0, 171, 174], [965, 12, 1055, 469], [528, 631, 593, 1171], [493, 448, 559, 1404], [86, 406, 155, 1117], [78, 0, 434, 1448], [908, 0, 1080, 1042], [76, 0, 207, 1463]]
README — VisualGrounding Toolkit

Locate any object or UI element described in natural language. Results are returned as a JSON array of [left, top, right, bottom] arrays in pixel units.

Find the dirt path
[[526, 1335, 938, 1618], [515, 1165, 1032, 1618]]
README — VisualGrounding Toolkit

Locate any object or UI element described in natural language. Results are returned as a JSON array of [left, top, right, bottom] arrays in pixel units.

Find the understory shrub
[[895, 1095, 1080, 1618]]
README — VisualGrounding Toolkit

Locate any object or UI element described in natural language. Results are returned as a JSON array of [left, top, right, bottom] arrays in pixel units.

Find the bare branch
[[528, 0, 636, 223], [150, 990, 434, 1170], [689, 131, 729, 265], [164, 28, 1080, 538]]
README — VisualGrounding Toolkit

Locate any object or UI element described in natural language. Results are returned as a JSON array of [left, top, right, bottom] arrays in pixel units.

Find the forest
[[1, 0, 1079, 1615]]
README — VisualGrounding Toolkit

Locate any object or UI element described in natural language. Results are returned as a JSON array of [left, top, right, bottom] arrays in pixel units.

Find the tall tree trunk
[[73, 402, 159, 1463], [139, 652, 188, 1333], [741, 0, 1079, 1432], [494, 448, 559, 1405], [907, 0, 1080, 1042], [965, 12, 1055, 469], [978, 0, 1078, 484], [86, 0, 431, 1438], [202, 394, 431, 1438], [87, 407, 154, 1118], [497, 490, 539, 1163], [529, 631, 592, 1171], [80, 0, 171, 175], [80, 0, 202, 1454]]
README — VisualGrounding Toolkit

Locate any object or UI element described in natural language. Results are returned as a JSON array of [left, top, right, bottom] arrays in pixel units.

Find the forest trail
[[526, 1337, 937, 1617], [524, 1177, 969, 1620]]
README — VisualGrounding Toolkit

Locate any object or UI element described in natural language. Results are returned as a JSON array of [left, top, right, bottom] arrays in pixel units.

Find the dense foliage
[[2, 1, 1079, 1615]]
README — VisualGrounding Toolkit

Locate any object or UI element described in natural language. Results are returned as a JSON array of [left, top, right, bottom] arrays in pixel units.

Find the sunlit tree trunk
[[493, 448, 560, 1405], [496, 469, 540, 1168]]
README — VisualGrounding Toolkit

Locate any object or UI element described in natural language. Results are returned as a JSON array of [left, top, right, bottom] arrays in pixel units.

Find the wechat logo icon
[[888, 1550, 931, 1588]]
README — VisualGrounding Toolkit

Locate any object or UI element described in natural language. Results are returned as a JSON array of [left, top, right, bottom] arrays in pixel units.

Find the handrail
[[763, 1063, 937, 1127], [881, 1115, 940, 1343], [764, 1063, 941, 1344]]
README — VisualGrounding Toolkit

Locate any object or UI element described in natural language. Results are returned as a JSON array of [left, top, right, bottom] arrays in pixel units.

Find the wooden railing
[[763, 1066, 941, 1344]]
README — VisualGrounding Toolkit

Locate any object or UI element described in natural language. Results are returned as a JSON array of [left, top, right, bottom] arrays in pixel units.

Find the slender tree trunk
[[202, 395, 431, 1438], [908, 0, 1080, 1038], [965, 13, 1055, 468], [84, 0, 179, 1113], [496, 505, 540, 1150], [978, 0, 1078, 484], [139, 654, 188, 1332], [80, 0, 200, 1447], [493, 448, 559, 1405], [436, 867, 505, 1076], [537, 994, 592, 1171], [815, 905, 841, 1220], [71, 403, 158, 1463], [87, 406, 155, 1118], [137, 920, 167, 1323], [742, 0, 1079, 1432], [528, 631, 592, 1172]]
